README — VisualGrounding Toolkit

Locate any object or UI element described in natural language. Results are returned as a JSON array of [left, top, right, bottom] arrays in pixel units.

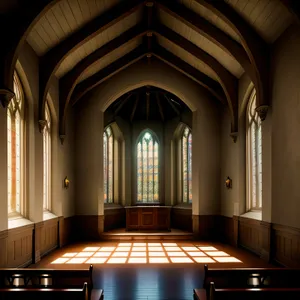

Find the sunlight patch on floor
[[51, 242, 242, 264]]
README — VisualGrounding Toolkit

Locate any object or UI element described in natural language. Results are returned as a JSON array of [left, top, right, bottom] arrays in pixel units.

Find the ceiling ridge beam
[[59, 24, 148, 137], [152, 44, 226, 105], [164, 94, 180, 116], [194, 0, 269, 120], [280, 0, 300, 24], [70, 45, 147, 107], [0, 0, 56, 107], [39, 0, 145, 125], [156, 0, 255, 80], [154, 24, 238, 132]]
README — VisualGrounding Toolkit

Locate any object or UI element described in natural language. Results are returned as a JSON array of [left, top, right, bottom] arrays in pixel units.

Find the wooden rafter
[[59, 24, 148, 135], [114, 93, 133, 116], [280, 0, 300, 24], [156, 0, 255, 82], [0, 0, 57, 106], [156, 93, 165, 121], [152, 44, 226, 105], [70, 45, 147, 106], [131, 94, 140, 122], [164, 94, 180, 116], [154, 24, 238, 131], [194, 0, 269, 114], [39, 0, 145, 123], [146, 91, 150, 120]]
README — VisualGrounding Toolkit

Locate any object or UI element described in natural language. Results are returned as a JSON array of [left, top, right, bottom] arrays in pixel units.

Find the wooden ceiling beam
[[280, 0, 300, 24], [156, 0, 255, 82], [114, 93, 133, 116], [164, 94, 180, 116], [39, 0, 145, 125], [152, 44, 226, 105], [59, 24, 148, 137], [154, 24, 238, 132], [131, 94, 140, 122], [194, 0, 269, 120], [156, 93, 165, 121], [0, 0, 57, 107], [70, 45, 147, 107]]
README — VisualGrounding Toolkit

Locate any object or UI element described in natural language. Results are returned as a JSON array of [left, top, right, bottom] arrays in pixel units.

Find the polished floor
[[30, 240, 274, 300]]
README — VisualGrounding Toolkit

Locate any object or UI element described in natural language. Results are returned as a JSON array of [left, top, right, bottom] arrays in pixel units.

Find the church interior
[[0, 0, 300, 299]]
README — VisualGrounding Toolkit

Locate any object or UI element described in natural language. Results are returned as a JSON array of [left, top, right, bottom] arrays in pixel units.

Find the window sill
[[8, 216, 33, 229], [173, 203, 192, 210], [240, 211, 262, 221], [43, 211, 58, 221], [104, 203, 123, 210]]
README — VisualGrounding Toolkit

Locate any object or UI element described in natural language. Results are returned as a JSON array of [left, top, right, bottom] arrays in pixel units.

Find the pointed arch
[[136, 129, 159, 203], [246, 89, 262, 211], [7, 71, 24, 216]]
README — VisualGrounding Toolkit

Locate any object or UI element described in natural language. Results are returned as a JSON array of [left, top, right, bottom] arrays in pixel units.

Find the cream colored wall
[[0, 41, 75, 233], [271, 24, 300, 229], [75, 59, 221, 217]]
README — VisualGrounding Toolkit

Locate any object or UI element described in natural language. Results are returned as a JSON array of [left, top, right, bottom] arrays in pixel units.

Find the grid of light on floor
[[51, 242, 242, 264]]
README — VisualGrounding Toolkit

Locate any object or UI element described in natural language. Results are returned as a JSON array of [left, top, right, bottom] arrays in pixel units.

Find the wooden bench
[[0, 282, 89, 300], [0, 265, 103, 300], [203, 264, 300, 289], [194, 283, 300, 300]]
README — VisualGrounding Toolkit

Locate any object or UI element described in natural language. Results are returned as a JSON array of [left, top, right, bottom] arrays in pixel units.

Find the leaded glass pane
[[137, 131, 159, 203], [108, 135, 113, 203], [188, 133, 192, 203], [103, 127, 113, 204], [103, 133, 108, 203], [182, 135, 188, 203], [182, 127, 192, 204]]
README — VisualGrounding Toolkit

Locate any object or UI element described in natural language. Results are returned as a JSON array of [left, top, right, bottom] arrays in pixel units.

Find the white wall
[[271, 24, 300, 229], [75, 59, 221, 217]]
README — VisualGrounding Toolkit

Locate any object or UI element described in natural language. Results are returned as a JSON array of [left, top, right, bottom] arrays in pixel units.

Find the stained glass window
[[182, 127, 192, 203], [43, 102, 51, 211], [137, 131, 159, 202], [103, 126, 113, 203], [7, 72, 23, 215], [247, 90, 262, 210]]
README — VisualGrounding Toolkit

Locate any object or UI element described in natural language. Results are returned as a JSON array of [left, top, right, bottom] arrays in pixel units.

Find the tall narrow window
[[137, 131, 159, 203], [247, 90, 262, 210], [7, 73, 23, 215], [43, 102, 51, 211], [182, 127, 192, 203], [103, 126, 113, 203]]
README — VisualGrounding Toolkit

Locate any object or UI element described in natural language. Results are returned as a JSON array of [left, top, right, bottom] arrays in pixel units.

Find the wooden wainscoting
[[7, 224, 34, 267], [272, 223, 300, 267], [238, 217, 271, 261], [58, 216, 75, 246], [74, 215, 104, 241], [40, 218, 59, 258], [171, 207, 192, 232], [219, 215, 236, 245], [104, 207, 125, 231], [0, 230, 8, 267]]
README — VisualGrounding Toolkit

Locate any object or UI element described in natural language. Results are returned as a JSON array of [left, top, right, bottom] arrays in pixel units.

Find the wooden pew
[[194, 283, 300, 300], [203, 264, 300, 289], [0, 282, 89, 300], [0, 265, 104, 300]]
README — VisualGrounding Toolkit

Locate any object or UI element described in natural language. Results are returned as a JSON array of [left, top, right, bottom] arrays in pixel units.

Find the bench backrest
[[203, 264, 300, 289], [209, 283, 300, 300], [0, 282, 89, 300], [0, 265, 93, 289]]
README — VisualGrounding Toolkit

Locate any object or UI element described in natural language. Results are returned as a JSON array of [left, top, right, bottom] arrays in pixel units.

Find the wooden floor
[[30, 239, 274, 300]]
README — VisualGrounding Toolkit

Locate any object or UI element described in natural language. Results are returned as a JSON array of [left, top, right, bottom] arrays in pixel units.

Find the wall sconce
[[64, 176, 70, 189], [225, 176, 232, 189]]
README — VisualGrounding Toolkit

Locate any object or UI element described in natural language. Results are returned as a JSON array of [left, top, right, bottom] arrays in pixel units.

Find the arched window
[[137, 131, 159, 203], [43, 102, 51, 211], [182, 127, 192, 203], [103, 126, 113, 203], [7, 72, 24, 216], [247, 89, 262, 210]]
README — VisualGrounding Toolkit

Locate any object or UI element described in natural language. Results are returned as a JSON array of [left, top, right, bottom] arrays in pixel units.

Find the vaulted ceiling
[[1, 0, 297, 141]]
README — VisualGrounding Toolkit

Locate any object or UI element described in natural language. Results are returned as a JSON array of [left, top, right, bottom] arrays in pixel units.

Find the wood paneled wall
[[171, 208, 192, 232], [104, 207, 126, 231], [0, 216, 74, 267]]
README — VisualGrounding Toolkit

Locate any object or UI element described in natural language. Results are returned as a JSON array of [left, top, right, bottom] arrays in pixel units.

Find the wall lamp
[[225, 176, 232, 189], [64, 176, 70, 189]]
